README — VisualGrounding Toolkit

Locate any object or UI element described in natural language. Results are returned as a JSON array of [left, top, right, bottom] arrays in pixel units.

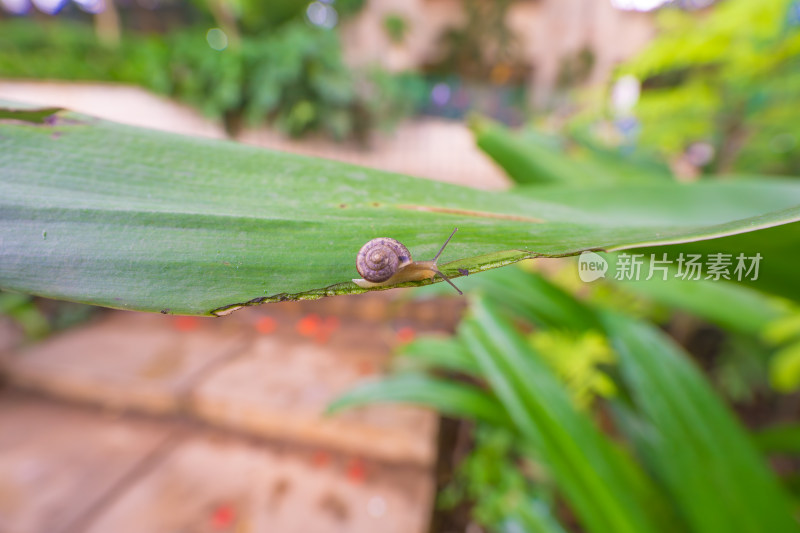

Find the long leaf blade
[[603, 312, 800, 533], [327, 372, 509, 426], [462, 297, 673, 533], [3, 105, 800, 314]]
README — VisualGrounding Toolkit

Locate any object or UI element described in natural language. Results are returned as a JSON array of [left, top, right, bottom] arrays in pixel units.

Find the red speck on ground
[[346, 458, 367, 484], [323, 316, 340, 331], [312, 450, 331, 468], [174, 316, 199, 332], [255, 316, 277, 334], [296, 314, 321, 337], [396, 327, 415, 344], [314, 316, 341, 344], [357, 360, 375, 376], [210, 503, 236, 530]]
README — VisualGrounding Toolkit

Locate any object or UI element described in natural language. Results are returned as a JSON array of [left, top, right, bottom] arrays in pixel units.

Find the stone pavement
[[0, 293, 465, 533]]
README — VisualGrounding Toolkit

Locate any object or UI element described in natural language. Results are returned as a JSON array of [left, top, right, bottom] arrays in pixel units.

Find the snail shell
[[356, 238, 412, 282], [352, 228, 462, 294]]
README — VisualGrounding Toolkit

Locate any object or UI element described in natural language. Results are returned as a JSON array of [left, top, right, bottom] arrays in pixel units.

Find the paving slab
[[0, 393, 174, 533], [190, 335, 439, 466], [84, 433, 434, 533], [2, 304, 440, 466], [1, 312, 246, 414]]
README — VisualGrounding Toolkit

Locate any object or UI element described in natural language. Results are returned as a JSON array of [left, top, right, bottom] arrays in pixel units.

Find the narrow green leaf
[[457, 266, 601, 331], [2, 103, 800, 315], [395, 336, 480, 374], [603, 312, 799, 533], [0, 106, 62, 124], [471, 117, 587, 185], [327, 372, 509, 426], [607, 257, 786, 336], [770, 341, 800, 392], [462, 297, 672, 533], [471, 117, 671, 186], [646, 221, 800, 304], [507, 499, 570, 533], [753, 423, 800, 456]]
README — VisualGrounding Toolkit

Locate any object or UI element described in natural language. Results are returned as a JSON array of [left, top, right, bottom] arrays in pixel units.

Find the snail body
[[353, 228, 462, 294]]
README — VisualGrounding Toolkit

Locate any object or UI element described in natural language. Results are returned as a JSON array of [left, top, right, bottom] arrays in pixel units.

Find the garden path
[[0, 294, 465, 533]]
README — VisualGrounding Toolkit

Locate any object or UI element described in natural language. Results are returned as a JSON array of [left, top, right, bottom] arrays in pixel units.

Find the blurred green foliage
[[425, 0, 528, 83], [334, 105, 800, 530], [621, 0, 800, 174], [382, 13, 409, 45], [0, 290, 96, 342], [0, 291, 49, 339], [469, 115, 800, 400], [471, 115, 673, 186], [0, 19, 128, 81], [438, 424, 557, 532], [0, 18, 421, 139], [334, 274, 800, 532]]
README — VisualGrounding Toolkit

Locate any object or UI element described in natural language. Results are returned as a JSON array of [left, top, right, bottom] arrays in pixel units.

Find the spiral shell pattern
[[356, 238, 412, 282]]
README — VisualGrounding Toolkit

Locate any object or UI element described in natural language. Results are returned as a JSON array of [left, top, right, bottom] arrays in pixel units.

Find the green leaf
[[603, 312, 799, 533], [605, 255, 787, 336], [0, 106, 62, 124], [508, 502, 571, 533], [326, 372, 509, 426], [770, 341, 800, 393], [3, 103, 800, 315], [753, 423, 800, 456], [471, 117, 585, 185], [471, 117, 670, 186], [456, 267, 602, 331], [462, 297, 672, 533], [646, 220, 800, 304], [395, 335, 480, 374]]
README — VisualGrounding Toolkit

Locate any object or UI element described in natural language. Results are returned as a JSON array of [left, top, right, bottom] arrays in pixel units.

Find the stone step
[[0, 393, 434, 533], [0, 294, 462, 466], [84, 432, 433, 533], [1, 311, 246, 415], [0, 393, 174, 533]]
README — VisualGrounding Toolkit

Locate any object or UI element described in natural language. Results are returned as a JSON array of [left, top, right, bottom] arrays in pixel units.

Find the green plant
[[332, 269, 800, 532], [329, 110, 800, 531], [0, 291, 49, 340], [470, 116, 673, 186], [618, 0, 800, 174], [0, 19, 131, 81], [425, 0, 528, 83], [382, 13, 409, 45], [439, 424, 558, 532], [3, 105, 800, 314], [353, 68, 427, 133], [0, 17, 415, 140], [0, 290, 97, 341]]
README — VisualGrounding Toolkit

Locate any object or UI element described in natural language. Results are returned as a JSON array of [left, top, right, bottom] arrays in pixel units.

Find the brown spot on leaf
[[396, 204, 544, 223]]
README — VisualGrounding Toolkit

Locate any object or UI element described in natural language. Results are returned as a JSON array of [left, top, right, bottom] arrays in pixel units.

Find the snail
[[353, 228, 463, 295]]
